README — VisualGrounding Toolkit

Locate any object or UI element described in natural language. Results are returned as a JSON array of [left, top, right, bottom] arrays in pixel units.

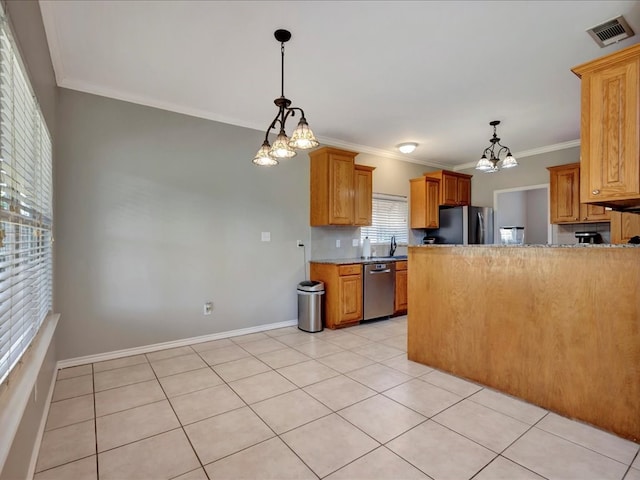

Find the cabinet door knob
[[583, 217, 587, 220], [592, 189, 600, 195]]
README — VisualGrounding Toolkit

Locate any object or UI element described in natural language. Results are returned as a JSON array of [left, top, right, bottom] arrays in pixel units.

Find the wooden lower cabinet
[[611, 211, 640, 244], [309, 262, 363, 329], [394, 261, 407, 314]]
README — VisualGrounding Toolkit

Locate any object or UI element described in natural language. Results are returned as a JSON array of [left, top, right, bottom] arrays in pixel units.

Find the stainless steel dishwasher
[[363, 262, 396, 320]]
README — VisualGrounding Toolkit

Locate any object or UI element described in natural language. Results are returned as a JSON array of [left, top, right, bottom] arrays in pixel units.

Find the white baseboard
[[26, 365, 57, 480], [57, 319, 299, 369]]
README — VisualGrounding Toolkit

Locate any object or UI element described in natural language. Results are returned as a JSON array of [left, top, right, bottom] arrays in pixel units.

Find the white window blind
[[361, 194, 408, 244], [0, 13, 52, 386]]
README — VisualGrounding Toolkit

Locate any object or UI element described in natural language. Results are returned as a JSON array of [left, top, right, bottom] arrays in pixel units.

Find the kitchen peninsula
[[407, 244, 640, 442]]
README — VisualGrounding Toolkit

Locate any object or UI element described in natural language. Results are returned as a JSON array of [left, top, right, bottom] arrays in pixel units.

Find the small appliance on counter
[[499, 226, 525, 244], [575, 231, 601, 244]]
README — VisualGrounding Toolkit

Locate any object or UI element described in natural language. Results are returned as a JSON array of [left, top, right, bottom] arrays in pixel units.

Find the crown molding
[[55, 77, 578, 173], [315, 136, 451, 170], [452, 139, 581, 172]]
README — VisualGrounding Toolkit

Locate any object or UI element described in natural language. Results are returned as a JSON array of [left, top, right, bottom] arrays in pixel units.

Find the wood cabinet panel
[[424, 170, 472, 206], [338, 275, 363, 323], [310, 147, 375, 226], [338, 264, 361, 276], [354, 165, 374, 226], [309, 262, 363, 329], [408, 245, 640, 441], [410, 176, 440, 229], [611, 211, 640, 244], [580, 203, 610, 222], [329, 153, 355, 225], [549, 163, 581, 223], [572, 44, 640, 208], [457, 176, 472, 206], [548, 163, 611, 224], [394, 269, 407, 314]]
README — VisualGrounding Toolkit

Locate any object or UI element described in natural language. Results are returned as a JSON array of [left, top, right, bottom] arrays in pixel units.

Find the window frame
[[0, 10, 53, 387], [360, 193, 408, 245]]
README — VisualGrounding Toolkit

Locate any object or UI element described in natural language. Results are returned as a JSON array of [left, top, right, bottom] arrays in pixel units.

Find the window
[[0, 13, 53, 385], [361, 194, 408, 244]]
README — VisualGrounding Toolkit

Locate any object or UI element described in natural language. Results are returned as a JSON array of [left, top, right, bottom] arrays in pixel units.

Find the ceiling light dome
[[398, 142, 418, 154]]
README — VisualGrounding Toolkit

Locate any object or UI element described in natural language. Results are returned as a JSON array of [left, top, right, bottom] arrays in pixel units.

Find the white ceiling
[[39, 0, 640, 168]]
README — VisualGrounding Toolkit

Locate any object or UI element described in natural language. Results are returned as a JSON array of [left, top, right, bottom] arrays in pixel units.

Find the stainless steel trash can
[[297, 281, 324, 333]]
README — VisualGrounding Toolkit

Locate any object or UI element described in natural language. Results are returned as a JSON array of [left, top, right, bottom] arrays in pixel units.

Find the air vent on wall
[[587, 15, 635, 48]]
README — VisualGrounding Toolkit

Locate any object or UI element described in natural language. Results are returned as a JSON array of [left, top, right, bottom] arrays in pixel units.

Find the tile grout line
[[147, 355, 211, 480], [189, 341, 323, 478], [49, 320, 635, 480]]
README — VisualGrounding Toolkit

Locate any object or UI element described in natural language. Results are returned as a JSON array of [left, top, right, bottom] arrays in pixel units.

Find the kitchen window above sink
[[361, 193, 408, 247]]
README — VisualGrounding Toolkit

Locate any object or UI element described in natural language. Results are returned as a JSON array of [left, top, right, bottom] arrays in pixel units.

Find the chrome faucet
[[389, 236, 397, 257]]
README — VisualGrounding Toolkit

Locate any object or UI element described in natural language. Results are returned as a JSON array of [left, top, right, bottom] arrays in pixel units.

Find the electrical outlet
[[261, 232, 271, 242], [335, 239, 341, 248], [204, 302, 213, 315], [297, 240, 304, 247], [352, 238, 359, 247]]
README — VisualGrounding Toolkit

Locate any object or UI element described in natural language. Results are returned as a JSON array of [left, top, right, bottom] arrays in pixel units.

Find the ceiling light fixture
[[253, 29, 319, 167], [475, 120, 518, 173], [397, 142, 418, 154]]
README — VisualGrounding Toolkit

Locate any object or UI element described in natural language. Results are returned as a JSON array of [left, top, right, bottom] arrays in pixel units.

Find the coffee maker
[[575, 231, 601, 244]]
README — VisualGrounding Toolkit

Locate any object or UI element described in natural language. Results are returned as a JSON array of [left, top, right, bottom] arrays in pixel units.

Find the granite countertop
[[310, 255, 408, 265], [410, 244, 640, 248]]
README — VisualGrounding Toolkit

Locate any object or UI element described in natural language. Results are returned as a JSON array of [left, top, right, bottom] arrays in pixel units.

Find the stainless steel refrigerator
[[430, 206, 494, 244]]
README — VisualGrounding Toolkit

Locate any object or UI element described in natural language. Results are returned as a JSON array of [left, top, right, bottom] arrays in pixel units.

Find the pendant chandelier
[[475, 120, 518, 173], [253, 29, 319, 166]]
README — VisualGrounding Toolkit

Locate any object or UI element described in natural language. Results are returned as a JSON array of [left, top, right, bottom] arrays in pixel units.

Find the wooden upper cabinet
[[548, 163, 581, 223], [354, 165, 375, 226], [410, 176, 440, 229], [309, 147, 375, 226], [572, 44, 640, 208], [423, 170, 472, 206], [457, 176, 472, 206], [548, 163, 610, 224], [610, 211, 640, 244]]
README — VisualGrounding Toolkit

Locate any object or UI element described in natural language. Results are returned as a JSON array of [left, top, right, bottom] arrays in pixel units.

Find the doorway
[[493, 184, 551, 245]]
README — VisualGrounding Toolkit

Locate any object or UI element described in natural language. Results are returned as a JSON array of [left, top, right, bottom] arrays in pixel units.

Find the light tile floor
[[35, 316, 640, 480]]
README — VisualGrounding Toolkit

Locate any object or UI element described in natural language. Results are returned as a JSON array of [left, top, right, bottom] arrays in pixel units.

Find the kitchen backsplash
[[310, 227, 361, 259], [310, 227, 409, 260], [553, 222, 611, 244]]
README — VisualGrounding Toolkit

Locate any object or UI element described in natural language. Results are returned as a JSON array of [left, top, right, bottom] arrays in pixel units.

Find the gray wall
[[460, 146, 580, 207], [55, 89, 310, 360], [0, 1, 58, 479], [526, 188, 549, 244], [495, 191, 526, 241]]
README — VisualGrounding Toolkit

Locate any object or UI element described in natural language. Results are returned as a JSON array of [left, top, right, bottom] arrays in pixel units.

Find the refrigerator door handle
[[478, 211, 484, 244]]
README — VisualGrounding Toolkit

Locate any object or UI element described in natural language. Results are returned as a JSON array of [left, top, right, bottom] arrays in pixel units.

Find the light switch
[[335, 239, 341, 248], [261, 232, 271, 242], [352, 239, 359, 247]]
